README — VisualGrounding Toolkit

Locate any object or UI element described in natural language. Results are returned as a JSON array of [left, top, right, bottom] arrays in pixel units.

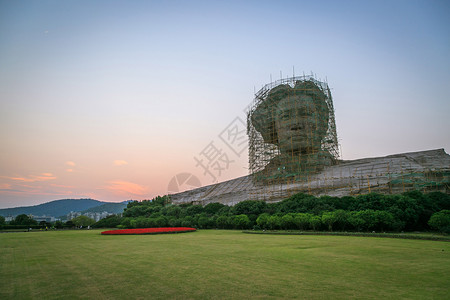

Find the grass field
[[1, 230, 449, 299]]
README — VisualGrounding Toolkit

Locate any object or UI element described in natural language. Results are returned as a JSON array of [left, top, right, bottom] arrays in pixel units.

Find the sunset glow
[[0, 1, 449, 208]]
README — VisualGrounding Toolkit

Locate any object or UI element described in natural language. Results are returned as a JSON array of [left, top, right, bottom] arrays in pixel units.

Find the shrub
[[232, 215, 251, 229], [71, 215, 95, 227], [256, 213, 270, 229], [268, 215, 281, 230], [92, 215, 122, 228], [10, 214, 38, 226], [293, 213, 312, 230], [101, 227, 196, 235], [198, 216, 213, 229], [428, 210, 450, 233], [204, 203, 226, 215], [309, 216, 321, 231], [155, 216, 168, 227], [321, 212, 336, 231], [281, 214, 296, 230], [216, 215, 230, 229]]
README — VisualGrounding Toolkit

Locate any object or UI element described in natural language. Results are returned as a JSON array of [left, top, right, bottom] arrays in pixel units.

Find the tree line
[[0, 214, 98, 230], [2, 191, 449, 233], [111, 191, 450, 233]]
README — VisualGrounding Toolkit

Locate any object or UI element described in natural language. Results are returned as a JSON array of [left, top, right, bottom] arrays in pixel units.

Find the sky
[[0, 0, 449, 208]]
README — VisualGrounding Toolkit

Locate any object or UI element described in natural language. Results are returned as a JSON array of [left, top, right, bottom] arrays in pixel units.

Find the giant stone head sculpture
[[248, 77, 338, 183]]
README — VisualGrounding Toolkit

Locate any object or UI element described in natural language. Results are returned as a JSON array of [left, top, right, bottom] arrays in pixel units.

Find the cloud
[[66, 161, 76, 167], [0, 178, 76, 197], [66, 169, 74, 172], [50, 183, 74, 189], [105, 180, 147, 196], [0, 182, 74, 196], [0, 183, 12, 190], [6, 173, 56, 182], [113, 160, 128, 166]]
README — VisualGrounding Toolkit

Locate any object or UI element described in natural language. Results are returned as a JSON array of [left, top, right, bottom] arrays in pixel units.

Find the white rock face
[[169, 149, 450, 206]]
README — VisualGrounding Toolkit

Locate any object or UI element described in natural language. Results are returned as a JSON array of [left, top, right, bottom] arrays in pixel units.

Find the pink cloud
[[66, 161, 76, 166], [0, 176, 77, 198], [0, 184, 74, 196], [7, 173, 56, 182], [105, 180, 148, 196], [113, 160, 128, 166], [50, 183, 75, 189], [0, 183, 12, 190]]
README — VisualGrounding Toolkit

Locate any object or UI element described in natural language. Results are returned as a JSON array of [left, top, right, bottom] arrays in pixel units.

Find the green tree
[[146, 218, 158, 228], [0, 215, 5, 226], [198, 216, 215, 229], [354, 193, 388, 211], [216, 215, 230, 229], [232, 200, 267, 216], [280, 214, 295, 230], [54, 220, 64, 229], [92, 215, 122, 228], [204, 202, 226, 215], [331, 210, 350, 231], [426, 192, 450, 211], [155, 216, 168, 227], [387, 195, 422, 231], [232, 215, 251, 229], [12, 214, 37, 226], [123, 205, 151, 218], [39, 220, 50, 228], [428, 210, 450, 233], [309, 216, 321, 231], [165, 216, 177, 227], [119, 217, 133, 228], [164, 206, 182, 218], [71, 215, 95, 227], [321, 212, 336, 231], [152, 195, 169, 206], [276, 193, 317, 214], [293, 213, 312, 230], [373, 210, 395, 231], [181, 216, 194, 227], [267, 215, 281, 230], [64, 220, 75, 228], [133, 216, 148, 228], [185, 205, 203, 216], [256, 213, 270, 229], [349, 210, 381, 231]]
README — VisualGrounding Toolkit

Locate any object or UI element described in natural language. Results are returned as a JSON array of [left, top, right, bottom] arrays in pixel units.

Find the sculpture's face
[[275, 94, 327, 154]]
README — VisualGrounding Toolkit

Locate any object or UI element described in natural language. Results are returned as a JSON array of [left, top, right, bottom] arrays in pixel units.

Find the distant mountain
[[0, 199, 117, 218], [81, 202, 127, 215]]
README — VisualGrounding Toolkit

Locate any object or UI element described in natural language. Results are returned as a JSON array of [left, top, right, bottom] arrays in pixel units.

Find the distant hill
[[0, 199, 122, 218], [80, 202, 127, 215]]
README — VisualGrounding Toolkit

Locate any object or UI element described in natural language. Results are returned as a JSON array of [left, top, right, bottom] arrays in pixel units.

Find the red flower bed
[[101, 227, 196, 235]]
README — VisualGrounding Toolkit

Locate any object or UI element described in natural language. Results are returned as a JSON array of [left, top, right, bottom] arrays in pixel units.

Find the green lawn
[[1, 230, 449, 299]]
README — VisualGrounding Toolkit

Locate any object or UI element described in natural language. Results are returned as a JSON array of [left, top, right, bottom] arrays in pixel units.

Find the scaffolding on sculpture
[[247, 75, 339, 187]]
